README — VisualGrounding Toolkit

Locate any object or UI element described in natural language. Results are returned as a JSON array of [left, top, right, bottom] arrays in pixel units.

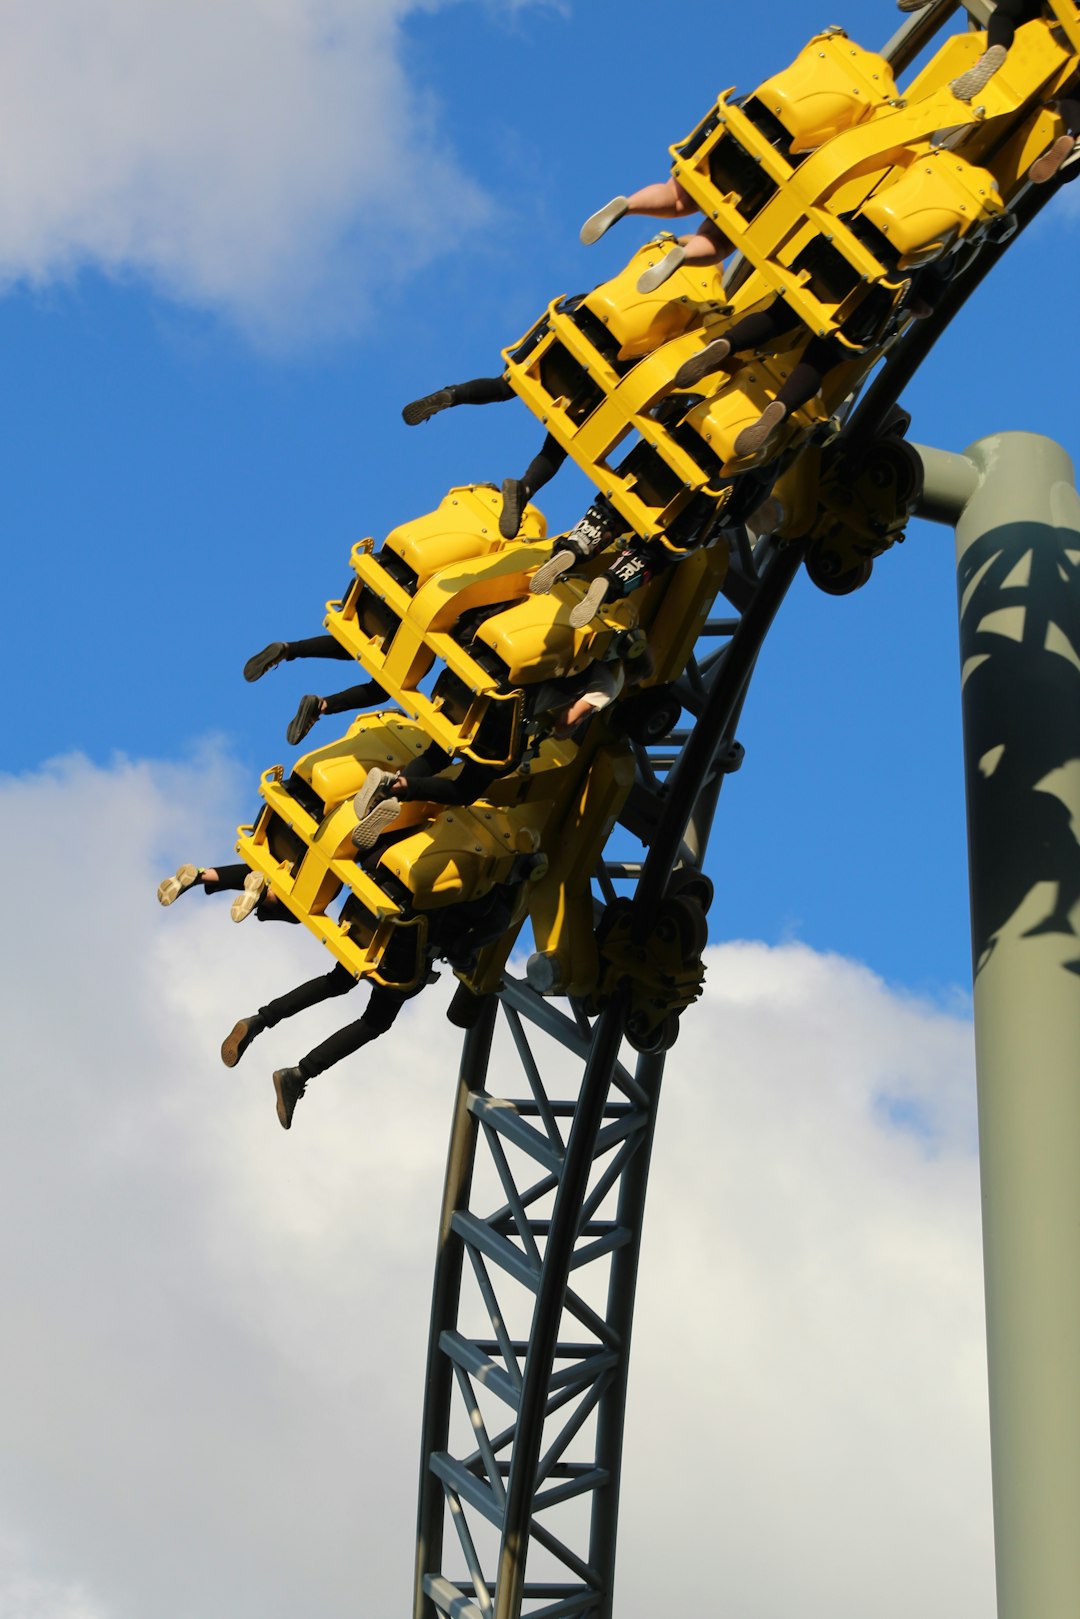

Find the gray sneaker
[[402, 388, 454, 426], [286, 693, 321, 745], [950, 44, 1007, 103], [673, 336, 733, 390], [243, 642, 287, 682], [580, 196, 629, 245], [637, 245, 686, 294]]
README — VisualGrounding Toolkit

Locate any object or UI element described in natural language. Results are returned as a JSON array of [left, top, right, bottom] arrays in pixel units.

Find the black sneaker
[[499, 478, 527, 540], [286, 694, 321, 745], [244, 642, 287, 682], [221, 1015, 266, 1068], [273, 1067, 307, 1130], [402, 389, 454, 426]]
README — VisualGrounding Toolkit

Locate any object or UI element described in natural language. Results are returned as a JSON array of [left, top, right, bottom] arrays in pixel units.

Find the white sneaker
[[351, 797, 403, 850], [530, 547, 576, 594], [568, 577, 611, 628]]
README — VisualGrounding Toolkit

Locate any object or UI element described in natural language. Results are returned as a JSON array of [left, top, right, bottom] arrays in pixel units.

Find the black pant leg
[[449, 376, 516, 406], [320, 681, 389, 715], [297, 984, 410, 1078], [285, 634, 354, 662], [202, 864, 249, 894], [724, 298, 801, 355], [521, 433, 569, 497], [258, 962, 356, 1029], [401, 743, 454, 782], [399, 758, 499, 807], [988, 0, 1034, 50]]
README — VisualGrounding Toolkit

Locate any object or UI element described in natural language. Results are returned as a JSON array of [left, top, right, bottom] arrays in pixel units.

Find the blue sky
[[4, 0, 1078, 995]]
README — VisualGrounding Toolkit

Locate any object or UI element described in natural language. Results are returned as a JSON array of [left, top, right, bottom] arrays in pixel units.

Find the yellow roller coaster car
[[237, 705, 635, 998], [328, 536, 642, 768], [503, 14, 1080, 537], [503, 241, 746, 543], [668, 15, 1080, 347], [234, 480, 732, 1000]]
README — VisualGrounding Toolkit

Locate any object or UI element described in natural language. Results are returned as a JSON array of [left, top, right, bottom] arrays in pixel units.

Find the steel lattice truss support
[[413, 533, 801, 1619], [415, 987, 661, 1619]]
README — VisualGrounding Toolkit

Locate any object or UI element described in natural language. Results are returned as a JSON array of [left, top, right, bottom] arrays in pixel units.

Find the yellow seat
[[754, 31, 899, 153], [376, 483, 546, 592], [858, 151, 1004, 268], [576, 251, 729, 364]]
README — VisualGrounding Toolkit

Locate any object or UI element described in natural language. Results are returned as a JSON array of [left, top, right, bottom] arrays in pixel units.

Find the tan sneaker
[[351, 797, 403, 850], [352, 767, 391, 823], [1030, 134, 1078, 183], [230, 871, 268, 923], [221, 1015, 266, 1068], [157, 864, 200, 906], [732, 400, 788, 460]]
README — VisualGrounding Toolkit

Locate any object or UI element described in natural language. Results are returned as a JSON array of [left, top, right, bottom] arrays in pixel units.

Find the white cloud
[[0, 749, 992, 1619], [0, 1, 495, 339]]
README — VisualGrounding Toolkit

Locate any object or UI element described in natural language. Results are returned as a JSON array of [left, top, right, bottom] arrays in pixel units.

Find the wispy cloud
[[1, 749, 991, 1618], [0, 1, 507, 340]]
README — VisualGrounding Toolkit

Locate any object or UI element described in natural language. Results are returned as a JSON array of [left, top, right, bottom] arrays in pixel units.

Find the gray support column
[[915, 433, 1080, 1619]]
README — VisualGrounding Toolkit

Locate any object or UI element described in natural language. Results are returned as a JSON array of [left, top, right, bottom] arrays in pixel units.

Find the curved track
[[411, 5, 1064, 1614]]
